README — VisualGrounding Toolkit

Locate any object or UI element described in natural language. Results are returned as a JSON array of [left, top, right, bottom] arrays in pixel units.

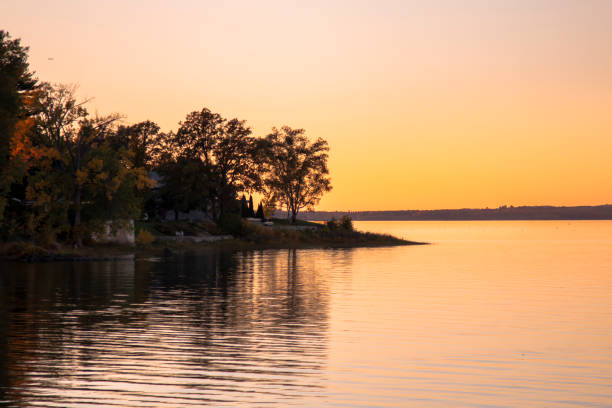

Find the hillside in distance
[[289, 205, 612, 221]]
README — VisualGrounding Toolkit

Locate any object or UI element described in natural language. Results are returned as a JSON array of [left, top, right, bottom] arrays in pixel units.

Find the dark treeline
[[294, 205, 612, 221], [0, 30, 332, 246]]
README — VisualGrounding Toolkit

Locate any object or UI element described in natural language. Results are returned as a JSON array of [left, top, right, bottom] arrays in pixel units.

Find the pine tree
[[240, 195, 248, 218], [248, 195, 255, 218], [0, 31, 37, 225], [255, 202, 264, 220]]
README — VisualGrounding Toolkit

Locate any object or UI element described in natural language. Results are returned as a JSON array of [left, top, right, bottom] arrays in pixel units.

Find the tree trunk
[[73, 188, 82, 247], [174, 209, 179, 221], [211, 200, 218, 222], [291, 210, 297, 224]]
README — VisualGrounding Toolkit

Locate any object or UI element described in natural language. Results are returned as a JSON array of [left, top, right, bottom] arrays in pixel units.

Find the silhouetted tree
[[0, 30, 37, 224], [213, 118, 260, 217], [339, 215, 353, 231], [261, 126, 332, 224], [154, 131, 210, 220], [170, 108, 260, 220], [326, 217, 337, 230], [255, 202, 264, 219], [111, 120, 160, 170], [248, 195, 255, 217], [240, 195, 249, 218]]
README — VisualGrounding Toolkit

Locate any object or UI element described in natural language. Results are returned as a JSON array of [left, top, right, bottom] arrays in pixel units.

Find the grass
[[237, 220, 423, 247], [268, 217, 323, 228]]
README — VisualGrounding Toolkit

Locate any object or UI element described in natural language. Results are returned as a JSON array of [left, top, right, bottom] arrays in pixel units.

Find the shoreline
[[0, 235, 427, 263]]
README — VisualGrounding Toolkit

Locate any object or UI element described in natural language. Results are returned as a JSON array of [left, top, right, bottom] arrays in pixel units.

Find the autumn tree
[[7, 83, 88, 241], [0, 30, 37, 224], [108, 120, 162, 220], [11, 83, 152, 245], [261, 126, 332, 224]]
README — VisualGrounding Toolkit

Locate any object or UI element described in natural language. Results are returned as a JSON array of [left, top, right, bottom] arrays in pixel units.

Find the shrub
[[325, 215, 353, 232], [339, 215, 353, 231], [136, 230, 155, 245], [199, 219, 221, 235], [326, 217, 337, 230], [242, 221, 271, 242]]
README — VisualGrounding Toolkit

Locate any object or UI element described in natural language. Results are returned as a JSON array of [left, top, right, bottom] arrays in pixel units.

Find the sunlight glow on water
[[1, 221, 612, 407]]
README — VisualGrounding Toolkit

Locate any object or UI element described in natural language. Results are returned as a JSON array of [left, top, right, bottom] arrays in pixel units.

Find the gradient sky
[[4, 0, 612, 210]]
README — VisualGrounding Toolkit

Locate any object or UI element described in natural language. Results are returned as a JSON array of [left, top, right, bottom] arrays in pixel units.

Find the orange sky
[[5, 1, 612, 210]]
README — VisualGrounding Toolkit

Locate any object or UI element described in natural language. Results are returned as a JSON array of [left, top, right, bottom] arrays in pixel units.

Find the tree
[[156, 154, 209, 221], [240, 195, 249, 218], [68, 115, 124, 237], [9, 82, 89, 242], [248, 195, 255, 217], [109, 120, 162, 220], [212, 118, 260, 217], [0, 30, 37, 223], [111, 120, 160, 170], [11, 83, 152, 245], [168, 108, 261, 220], [261, 126, 332, 224], [30, 83, 106, 243], [0, 31, 37, 165], [255, 202, 264, 219]]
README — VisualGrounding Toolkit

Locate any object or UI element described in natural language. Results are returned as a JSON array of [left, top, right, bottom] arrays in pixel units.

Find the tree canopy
[[8, 83, 152, 244], [260, 126, 332, 223], [160, 108, 261, 220], [0, 30, 37, 221]]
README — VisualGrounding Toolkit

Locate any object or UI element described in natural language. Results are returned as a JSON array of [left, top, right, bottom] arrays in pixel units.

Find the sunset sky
[[5, 0, 612, 211]]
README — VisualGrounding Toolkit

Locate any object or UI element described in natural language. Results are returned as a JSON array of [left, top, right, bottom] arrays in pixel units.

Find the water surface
[[1, 221, 612, 407]]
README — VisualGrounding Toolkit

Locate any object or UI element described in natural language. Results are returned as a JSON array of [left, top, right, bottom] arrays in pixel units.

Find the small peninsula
[[1, 217, 424, 262]]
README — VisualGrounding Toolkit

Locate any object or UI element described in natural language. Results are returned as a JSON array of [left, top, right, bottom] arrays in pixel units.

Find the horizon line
[[307, 204, 612, 213]]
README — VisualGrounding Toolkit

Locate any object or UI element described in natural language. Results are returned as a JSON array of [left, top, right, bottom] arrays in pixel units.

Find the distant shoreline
[[293, 205, 612, 222]]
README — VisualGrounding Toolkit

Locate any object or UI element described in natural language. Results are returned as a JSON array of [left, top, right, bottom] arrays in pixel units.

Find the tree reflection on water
[[0, 248, 338, 407]]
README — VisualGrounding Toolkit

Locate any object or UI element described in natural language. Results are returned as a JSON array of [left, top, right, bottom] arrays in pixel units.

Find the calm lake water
[[1, 221, 612, 407]]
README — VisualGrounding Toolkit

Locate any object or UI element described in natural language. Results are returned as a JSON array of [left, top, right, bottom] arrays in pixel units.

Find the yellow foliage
[[9, 118, 37, 162], [94, 171, 109, 182], [88, 158, 103, 172], [134, 167, 156, 190], [43, 147, 61, 161], [76, 169, 88, 185]]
